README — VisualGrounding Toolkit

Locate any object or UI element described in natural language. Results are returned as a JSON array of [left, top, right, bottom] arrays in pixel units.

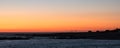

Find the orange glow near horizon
[[0, 12, 119, 32], [0, 0, 120, 32]]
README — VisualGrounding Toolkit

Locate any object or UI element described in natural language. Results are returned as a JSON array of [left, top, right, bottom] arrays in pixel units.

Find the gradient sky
[[0, 0, 120, 32]]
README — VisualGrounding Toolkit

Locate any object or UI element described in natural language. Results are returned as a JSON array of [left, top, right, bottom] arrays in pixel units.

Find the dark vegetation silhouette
[[96, 30, 100, 32], [88, 30, 92, 33], [0, 28, 120, 40]]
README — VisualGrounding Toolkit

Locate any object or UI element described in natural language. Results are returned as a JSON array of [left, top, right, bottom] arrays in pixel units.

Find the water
[[0, 39, 120, 48]]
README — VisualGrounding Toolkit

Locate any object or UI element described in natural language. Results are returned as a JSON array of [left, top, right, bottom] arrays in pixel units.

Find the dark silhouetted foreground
[[0, 28, 120, 40]]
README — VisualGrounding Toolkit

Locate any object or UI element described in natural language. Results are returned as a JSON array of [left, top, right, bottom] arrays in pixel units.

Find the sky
[[0, 0, 120, 32]]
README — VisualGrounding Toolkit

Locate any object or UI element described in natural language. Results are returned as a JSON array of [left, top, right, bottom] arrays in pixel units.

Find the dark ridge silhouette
[[88, 30, 92, 33], [96, 30, 100, 32], [0, 28, 120, 40]]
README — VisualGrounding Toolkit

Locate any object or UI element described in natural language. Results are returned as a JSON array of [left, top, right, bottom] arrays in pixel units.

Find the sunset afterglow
[[0, 0, 120, 32]]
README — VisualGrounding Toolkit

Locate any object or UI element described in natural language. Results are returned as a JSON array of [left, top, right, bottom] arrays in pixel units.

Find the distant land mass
[[0, 28, 120, 40]]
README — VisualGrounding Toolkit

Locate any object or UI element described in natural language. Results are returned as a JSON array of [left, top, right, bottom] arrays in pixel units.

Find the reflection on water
[[0, 39, 120, 48]]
